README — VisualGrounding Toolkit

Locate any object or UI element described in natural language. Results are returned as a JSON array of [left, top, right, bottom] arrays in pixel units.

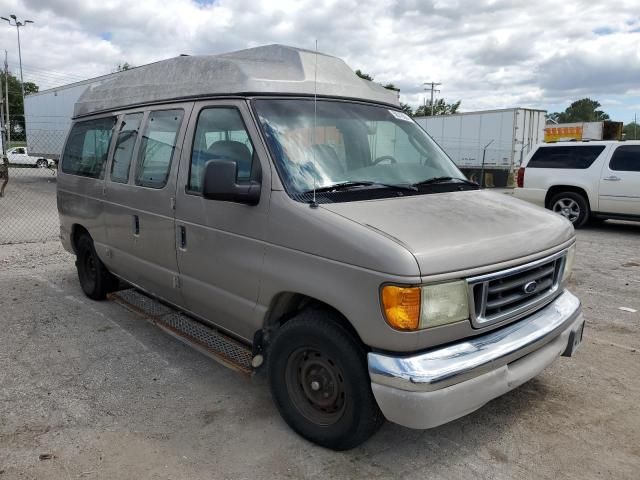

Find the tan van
[[58, 45, 584, 450]]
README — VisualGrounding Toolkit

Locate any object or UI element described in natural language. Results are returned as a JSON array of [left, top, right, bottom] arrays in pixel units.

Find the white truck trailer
[[24, 71, 121, 160], [415, 108, 546, 187]]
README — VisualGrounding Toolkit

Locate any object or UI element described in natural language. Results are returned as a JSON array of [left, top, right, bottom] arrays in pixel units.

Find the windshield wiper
[[413, 176, 479, 188], [303, 181, 417, 194]]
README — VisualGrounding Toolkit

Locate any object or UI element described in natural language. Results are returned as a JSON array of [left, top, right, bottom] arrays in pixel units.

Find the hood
[[320, 190, 574, 276]]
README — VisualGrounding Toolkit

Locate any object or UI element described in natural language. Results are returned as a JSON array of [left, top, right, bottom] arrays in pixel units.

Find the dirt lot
[[1, 222, 639, 479]]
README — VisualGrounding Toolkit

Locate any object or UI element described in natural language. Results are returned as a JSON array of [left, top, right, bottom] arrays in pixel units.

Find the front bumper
[[368, 290, 583, 429]]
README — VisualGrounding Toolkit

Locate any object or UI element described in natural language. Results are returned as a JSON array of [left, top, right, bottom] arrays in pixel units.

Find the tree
[[355, 69, 373, 81], [400, 103, 414, 116], [116, 62, 133, 72], [414, 98, 461, 117], [0, 71, 39, 134], [548, 98, 610, 123], [623, 122, 640, 140], [354, 69, 459, 117]]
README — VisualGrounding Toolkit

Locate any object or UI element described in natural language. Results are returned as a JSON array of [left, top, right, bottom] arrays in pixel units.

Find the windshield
[[253, 99, 466, 200]]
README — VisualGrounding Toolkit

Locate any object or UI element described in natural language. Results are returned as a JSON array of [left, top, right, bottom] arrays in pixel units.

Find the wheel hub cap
[[553, 198, 580, 222]]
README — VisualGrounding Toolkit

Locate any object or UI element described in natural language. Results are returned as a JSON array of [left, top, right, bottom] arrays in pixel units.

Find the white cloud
[[0, 0, 638, 120]]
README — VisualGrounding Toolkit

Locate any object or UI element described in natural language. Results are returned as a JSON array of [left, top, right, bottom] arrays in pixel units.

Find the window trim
[[61, 115, 117, 179], [134, 108, 185, 189], [185, 105, 258, 197], [609, 145, 640, 172]]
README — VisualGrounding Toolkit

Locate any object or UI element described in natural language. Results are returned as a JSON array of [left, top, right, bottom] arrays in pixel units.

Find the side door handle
[[179, 225, 187, 250], [603, 175, 621, 181]]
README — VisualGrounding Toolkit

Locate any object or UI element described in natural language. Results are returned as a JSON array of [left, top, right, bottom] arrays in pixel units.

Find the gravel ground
[[0, 221, 639, 479]]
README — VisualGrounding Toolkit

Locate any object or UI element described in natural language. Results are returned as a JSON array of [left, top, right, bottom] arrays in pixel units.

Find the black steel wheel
[[268, 309, 384, 450], [76, 234, 117, 300], [285, 347, 347, 426]]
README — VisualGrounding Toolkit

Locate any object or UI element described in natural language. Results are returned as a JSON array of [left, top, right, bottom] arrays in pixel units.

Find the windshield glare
[[254, 99, 463, 196]]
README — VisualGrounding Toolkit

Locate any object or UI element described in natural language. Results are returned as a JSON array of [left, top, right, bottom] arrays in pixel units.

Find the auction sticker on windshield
[[388, 110, 412, 122]]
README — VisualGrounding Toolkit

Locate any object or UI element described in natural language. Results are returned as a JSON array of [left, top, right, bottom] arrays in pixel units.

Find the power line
[[7, 63, 89, 84]]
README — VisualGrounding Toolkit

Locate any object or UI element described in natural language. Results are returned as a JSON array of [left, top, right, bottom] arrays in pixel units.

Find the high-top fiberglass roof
[[74, 44, 400, 117]]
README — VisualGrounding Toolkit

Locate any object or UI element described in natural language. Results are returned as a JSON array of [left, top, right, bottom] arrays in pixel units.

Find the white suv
[[514, 141, 640, 227]]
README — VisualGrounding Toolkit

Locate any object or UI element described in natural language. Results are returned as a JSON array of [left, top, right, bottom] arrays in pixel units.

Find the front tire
[[76, 234, 117, 300], [267, 309, 384, 450], [550, 191, 589, 228]]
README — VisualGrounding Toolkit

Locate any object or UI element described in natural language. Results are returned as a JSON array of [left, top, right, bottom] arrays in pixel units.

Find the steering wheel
[[372, 155, 397, 165]]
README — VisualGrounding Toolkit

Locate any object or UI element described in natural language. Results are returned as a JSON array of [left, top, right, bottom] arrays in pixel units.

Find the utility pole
[[423, 82, 441, 116], [1, 15, 33, 107], [4, 51, 9, 146], [0, 56, 4, 153], [0, 53, 4, 130]]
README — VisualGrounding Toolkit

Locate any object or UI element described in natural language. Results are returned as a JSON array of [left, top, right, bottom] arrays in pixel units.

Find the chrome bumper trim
[[368, 290, 581, 392]]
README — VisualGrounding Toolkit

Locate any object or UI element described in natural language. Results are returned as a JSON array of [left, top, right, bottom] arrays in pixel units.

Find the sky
[[0, 0, 638, 123]]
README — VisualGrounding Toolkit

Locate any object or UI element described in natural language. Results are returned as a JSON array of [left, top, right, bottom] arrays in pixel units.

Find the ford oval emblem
[[523, 281, 538, 294]]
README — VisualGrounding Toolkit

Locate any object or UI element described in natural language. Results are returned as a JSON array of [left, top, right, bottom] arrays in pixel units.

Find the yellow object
[[544, 125, 583, 142], [381, 286, 421, 330]]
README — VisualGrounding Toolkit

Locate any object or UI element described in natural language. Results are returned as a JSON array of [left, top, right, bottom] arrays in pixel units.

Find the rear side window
[[111, 112, 143, 183], [189, 107, 255, 193], [135, 109, 184, 188], [610, 145, 640, 172], [527, 145, 605, 169], [62, 117, 115, 178]]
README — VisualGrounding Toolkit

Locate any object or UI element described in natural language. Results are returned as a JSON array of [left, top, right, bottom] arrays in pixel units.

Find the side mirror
[[202, 160, 261, 205]]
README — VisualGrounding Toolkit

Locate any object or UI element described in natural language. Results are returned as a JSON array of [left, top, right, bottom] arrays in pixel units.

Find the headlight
[[381, 280, 469, 331], [562, 244, 576, 283], [421, 280, 470, 328]]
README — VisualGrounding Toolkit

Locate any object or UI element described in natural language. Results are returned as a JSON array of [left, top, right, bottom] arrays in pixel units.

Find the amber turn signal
[[381, 285, 421, 330]]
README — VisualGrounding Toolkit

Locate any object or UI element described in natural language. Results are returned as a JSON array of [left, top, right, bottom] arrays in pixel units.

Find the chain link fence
[[1, 129, 65, 244]]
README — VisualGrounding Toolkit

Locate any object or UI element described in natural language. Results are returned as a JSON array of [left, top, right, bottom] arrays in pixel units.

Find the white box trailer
[[24, 72, 121, 160], [414, 108, 546, 187]]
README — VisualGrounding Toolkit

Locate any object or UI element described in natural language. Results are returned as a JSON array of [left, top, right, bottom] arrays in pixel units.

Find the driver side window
[[189, 108, 255, 193]]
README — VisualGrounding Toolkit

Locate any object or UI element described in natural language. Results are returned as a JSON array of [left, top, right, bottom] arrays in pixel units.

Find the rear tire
[[549, 191, 589, 228], [76, 234, 117, 300], [36, 159, 48, 168], [267, 309, 384, 450]]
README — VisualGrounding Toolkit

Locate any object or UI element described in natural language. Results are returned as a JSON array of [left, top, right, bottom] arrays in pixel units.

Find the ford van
[[58, 45, 584, 450]]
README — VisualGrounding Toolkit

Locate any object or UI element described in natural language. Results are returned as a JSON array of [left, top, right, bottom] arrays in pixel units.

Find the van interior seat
[[207, 140, 253, 179]]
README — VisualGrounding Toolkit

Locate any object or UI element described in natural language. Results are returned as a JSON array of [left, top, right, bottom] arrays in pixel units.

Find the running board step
[[108, 288, 253, 375]]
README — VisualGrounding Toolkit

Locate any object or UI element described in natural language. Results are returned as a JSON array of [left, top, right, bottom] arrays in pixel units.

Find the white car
[[514, 141, 640, 227], [6, 147, 55, 168]]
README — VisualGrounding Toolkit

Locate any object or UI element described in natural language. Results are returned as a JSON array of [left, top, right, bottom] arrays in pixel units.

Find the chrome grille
[[468, 251, 566, 327]]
